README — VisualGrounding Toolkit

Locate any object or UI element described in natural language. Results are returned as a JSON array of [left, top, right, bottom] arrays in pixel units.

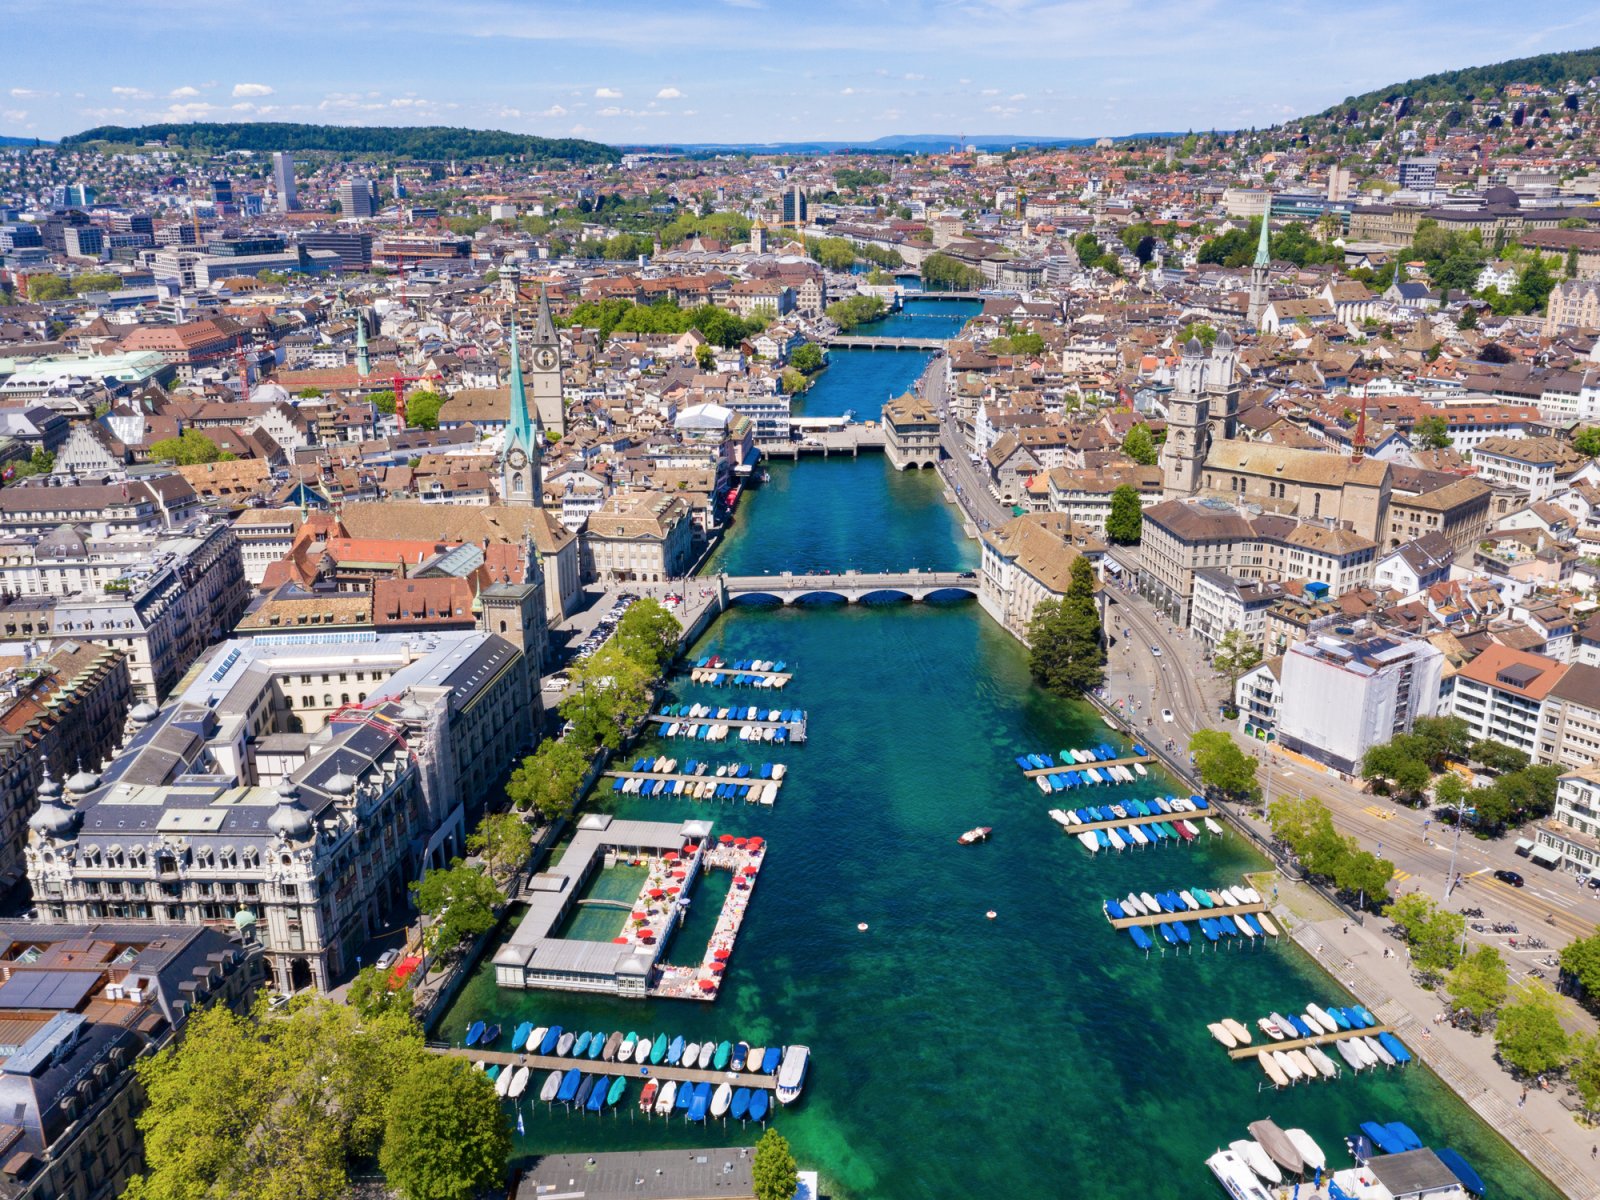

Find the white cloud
[[2, 110, 27, 124], [840, 87, 855, 95], [112, 86, 152, 100], [656, 86, 682, 99], [168, 102, 216, 118], [538, 104, 568, 117], [1009, 92, 1027, 100], [904, 73, 926, 81], [10, 88, 53, 99], [232, 83, 274, 98], [597, 106, 622, 117], [594, 86, 622, 98], [980, 88, 1000, 96], [169, 86, 200, 99]]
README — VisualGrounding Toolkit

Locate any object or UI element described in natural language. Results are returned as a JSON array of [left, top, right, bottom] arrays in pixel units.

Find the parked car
[[375, 948, 400, 971], [1494, 870, 1525, 887]]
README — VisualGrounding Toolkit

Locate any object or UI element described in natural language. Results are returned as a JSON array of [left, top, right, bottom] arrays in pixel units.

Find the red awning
[[713, 948, 731, 960]]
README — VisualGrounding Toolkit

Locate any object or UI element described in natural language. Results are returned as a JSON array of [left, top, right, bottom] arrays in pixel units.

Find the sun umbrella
[[632, 911, 648, 920], [746, 837, 763, 846], [719, 834, 733, 843], [663, 851, 678, 862], [733, 837, 747, 846], [648, 888, 664, 899], [710, 961, 726, 973], [698, 979, 716, 991], [742, 865, 757, 876], [612, 936, 629, 944], [667, 886, 681, 895], [671, 869, 686, 879], [713, 948, 731, 960]]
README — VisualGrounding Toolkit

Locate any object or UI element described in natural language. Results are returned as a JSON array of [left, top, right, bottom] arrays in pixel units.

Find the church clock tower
[[1160, 337, 1211, 499], [527, 286, 565, 436], [499, 324, 543, 507]]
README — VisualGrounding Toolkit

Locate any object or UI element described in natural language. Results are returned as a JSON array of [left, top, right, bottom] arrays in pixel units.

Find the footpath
[[1270, 876, 1600, 1199]]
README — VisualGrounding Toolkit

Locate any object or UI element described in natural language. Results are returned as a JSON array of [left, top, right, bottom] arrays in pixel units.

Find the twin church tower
[[1159, 329, 1240, 499]]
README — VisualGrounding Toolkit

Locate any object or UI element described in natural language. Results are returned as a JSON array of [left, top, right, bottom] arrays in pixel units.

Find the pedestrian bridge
[[824, 335, 947, 351], [720, 569, 978, 605]]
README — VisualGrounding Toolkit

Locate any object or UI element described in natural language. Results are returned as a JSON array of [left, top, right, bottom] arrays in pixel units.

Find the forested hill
[[59, 122, 615, 162], [1322, 46, 1600, 117]]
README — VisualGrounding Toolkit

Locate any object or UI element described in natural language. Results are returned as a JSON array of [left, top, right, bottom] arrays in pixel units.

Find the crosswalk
[[1362, 805, 1394, 821], [1390, 868, 1412, 884]]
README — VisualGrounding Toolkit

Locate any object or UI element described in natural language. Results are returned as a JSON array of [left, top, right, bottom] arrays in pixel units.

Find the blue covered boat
[[1329, 1006, 1352, 1030], [667, 1035, 685, 1065], [1286, 1015, 1313, 1038], [1171, 920, 1191, 945], [748, 1088, 770, 1121], [731, 1087, 751, 1119], [1129, 926, 1153, 950], [587, 1031, 605, 1059], [1377, 1031, 1412, 1064], [586, 1076, 609, 1112], [512, 1021, 533, 1050], [674, 1081, 694, 1112], [556, 1067, 582, 1103], [687, 1081, 712, 1121], [1105, 899, 1126, 920], [539, 1025, 563, 1055], [464, 1020, 486, 1047], [1384, 1121, 1422, 1150], [1434, 1148, 1486, 1196], [1359, 1122, 1405, 1155], [1197, 917, 1220, 942], [1157, 922, 1177, 946], [574, 1032, 593, 1057], [1095, 829, 1110, 848], [1242, 913, 1265, 936], [732, 1041, 749, 1070]]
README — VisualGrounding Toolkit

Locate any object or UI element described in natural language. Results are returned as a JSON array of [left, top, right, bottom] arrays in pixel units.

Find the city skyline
[[6, 0, 1600, 143]]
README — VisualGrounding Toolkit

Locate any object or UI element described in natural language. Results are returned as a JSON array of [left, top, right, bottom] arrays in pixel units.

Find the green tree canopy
[[379, 1054, 509, 1200], [410, 859, 502, 958], [1559, 929, 1600, 1000], [1104, 485, 1144, 545], [1494, 981, 1571, 1076], [506, 736, 592, 819], [466, 811, 535, 884], [559, 643, 653, 751], [1447, 945, 1510, 1030], [752, 1129, 799, 1200], [1190, 729, 1260, 804], [1575, 427, 1600, 458], [1411, 414, 1453, 449], [826, 295, 888, 331], [1472, 739, 1530, 774], [1571, 1034, 1600, 1118], [1212, 629, 1263, 695], [347, 963, 413, 1021], [612, 598, 682, 674], [921, 252, 982, 290], [1026, 558, 1105, 696], [147, 429, 233, 465], [1121, 424, 1158, 465], [1384, 892, 1465, 981], [401, 389, 445, 431], [789, 343, 825, 375]]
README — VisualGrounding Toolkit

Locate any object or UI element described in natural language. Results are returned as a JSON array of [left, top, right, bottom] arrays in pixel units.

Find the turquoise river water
[[439, 301, 1560, 1199]]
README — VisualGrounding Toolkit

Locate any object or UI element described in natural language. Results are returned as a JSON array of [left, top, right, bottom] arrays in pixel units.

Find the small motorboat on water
[[1208, 1021, 1237, 1048], [540, 1070, 562, 1102], [1222, 1018, 1252, 1044], [1207, 1150, 1274, 1200], [654, 1080, 678, 1115], [639, 1079, 658, 1112], [1258, 1016, 1285, 1040], [957, 826, 991, 845], [1228, 1139, 1283, 1185]]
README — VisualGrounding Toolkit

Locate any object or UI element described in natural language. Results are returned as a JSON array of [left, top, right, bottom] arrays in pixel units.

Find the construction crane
[[387, 369, 441, 429]]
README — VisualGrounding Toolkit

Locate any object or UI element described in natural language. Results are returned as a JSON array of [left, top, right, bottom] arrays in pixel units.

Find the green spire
[[506, 324, 534, 453], [1253, 195, 1272, 268], [355, 313, 370, 378]]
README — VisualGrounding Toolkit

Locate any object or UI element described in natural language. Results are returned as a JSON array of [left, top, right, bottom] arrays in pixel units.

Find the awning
[[1530, 844, 1562, 866], [1514, 838, 1535, 853]]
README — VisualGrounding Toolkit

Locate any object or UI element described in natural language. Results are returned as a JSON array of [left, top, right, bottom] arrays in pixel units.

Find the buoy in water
[[985, 911, 997, 920], [857, 922, 869, 932]]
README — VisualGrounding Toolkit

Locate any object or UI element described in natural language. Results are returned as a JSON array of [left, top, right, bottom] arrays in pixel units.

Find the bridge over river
[[823, 335, 947, 351], [720, 569, 978, 604]]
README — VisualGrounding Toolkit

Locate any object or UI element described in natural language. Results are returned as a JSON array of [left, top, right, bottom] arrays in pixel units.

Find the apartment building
[[1470, 437, 1588, 504], [1534, 663, 1600, 769], [978, 512, 1105, 642], [1535, 764, 1600, 877], [1449, 644, 1568, 757], [1189, 571, 1283, 651]]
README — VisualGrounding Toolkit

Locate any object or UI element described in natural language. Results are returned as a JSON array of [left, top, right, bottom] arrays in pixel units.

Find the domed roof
[[232, 908, 258, 930], [276, 778, 299, 800], [267, 798, 313, 840], [129, 701, 159, 724], [36, 768, 61, 801], [29, 796, 78, 838], [1182, 336, 1205, 358], [1214, 328, 1235, 351], [1483, 186, 1520, 209], [325, 772, 356, 796], [66, 768, 100, 796]]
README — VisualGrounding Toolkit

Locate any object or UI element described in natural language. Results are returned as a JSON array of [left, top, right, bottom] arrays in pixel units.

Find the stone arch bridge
[[718, 569, 978, 605]]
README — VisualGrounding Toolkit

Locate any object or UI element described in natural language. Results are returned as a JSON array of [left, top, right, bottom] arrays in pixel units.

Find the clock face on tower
[[508, 448, 528, 469], [533, 346, 557, 371]]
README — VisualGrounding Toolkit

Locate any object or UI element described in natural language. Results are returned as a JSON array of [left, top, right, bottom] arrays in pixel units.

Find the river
[[439, 299, 1561, 1200]]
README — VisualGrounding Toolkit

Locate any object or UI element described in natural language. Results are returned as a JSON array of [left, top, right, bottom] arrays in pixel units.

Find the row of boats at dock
[[1208, 1116, 1485, 1198], [1112, 885, 1277, 951], [463, 1021, 811, 1105], [1035, 762, 1146, 790], [689, 656, 791, 688], [611, 758, 786, 803], [656, 704, 804, 743], [1202, 1002, 1412, 1087], [1053, 795, 1222, 853]]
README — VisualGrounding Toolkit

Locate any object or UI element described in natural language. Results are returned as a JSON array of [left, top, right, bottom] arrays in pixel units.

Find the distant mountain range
[[0, 135, 50, 147], [57, 122, 612, 163]]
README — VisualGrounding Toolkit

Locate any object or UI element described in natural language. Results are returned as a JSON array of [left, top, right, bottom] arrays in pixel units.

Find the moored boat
[[686, 1081, 711, 1122], [1260, 1052, 1289, 1088], [619, 1031, 638, 1060], [957, 826, 991, 845], [1247, 1119, 1304, 1177], [748, 1087, 770, 1121], [574, 1075, 597, 1108], [776, 1044, 809, 1104], [667, 1035, 685, 1065], [1208, 1021, 1237, 1048], [540, 1070, 562, 1102], [1228, 1139, 1283, 1185], [1284, 1128, 1326, 1172], [732, 1041, 749, 1070], [1222, 1018, 1252, 1044], [529, 1025, 549, 1052], [1272, 1050, 1302, 1082], [1306, 1045, 1338, 1077], [1306, 1003, 1339, 1034], [1206, 1149, 1274, 1200], [639, 1079, 659, 1112], [465, 1020, 486, 1048], [603, 1030, 623, 1060], [714, 1040, 731, 1070], [557, 1067, 582, 1103], [730, 1087, 751, 1119], [508, 1065, 531, 1099], [711, 1082, 733, 1117], [654, 1079, 677, 1115]]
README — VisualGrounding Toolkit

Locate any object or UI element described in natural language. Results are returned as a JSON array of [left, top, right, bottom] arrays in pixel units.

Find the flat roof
[[516, 1147, 755, 1200]]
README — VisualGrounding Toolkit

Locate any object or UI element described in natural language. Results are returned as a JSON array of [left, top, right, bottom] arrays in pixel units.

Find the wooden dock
[[436, 1045, 779, 1089], [1226, 1024, 1397, 1060], [1022, 754, 1154, 778], [648, 714, 807, 743], [1064, 809, 1211, 836], [604, 769, 782, 800], [1105, 897, 1269, 929], [689, 666, 792, 687]]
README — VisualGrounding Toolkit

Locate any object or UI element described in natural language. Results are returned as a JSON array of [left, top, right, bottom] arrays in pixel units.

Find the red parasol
[[698, 979, 716, 991], [671, 869, 686, 879], [631, 911, 648, 920], [733, 837, 748, 846], [719, 834, 733, 843], [663, 851, 679, 862], [684, 843, 699, 853], [713, 948, 731, 960], [742, 865, 757, 876], [612, 936, 629, 944], [667, 886, 681, 895], [746, 836, 764, 847], [648, 888, 664, 899], [710, 960, 726, 973]]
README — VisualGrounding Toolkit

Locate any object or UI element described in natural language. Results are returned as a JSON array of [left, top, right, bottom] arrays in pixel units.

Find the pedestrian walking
[[1520, 1088, 1528, 1107]]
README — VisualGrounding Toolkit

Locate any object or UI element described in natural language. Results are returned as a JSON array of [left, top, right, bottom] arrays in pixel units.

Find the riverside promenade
[[1269, 877, 1600, 1199]]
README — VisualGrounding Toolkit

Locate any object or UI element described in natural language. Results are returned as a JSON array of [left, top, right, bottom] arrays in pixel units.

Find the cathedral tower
[[1204, 328, 1240, 448], [1247, 197, 1272, 329], [498, 324, 543, 507], [1161, 337, 1211, 499]]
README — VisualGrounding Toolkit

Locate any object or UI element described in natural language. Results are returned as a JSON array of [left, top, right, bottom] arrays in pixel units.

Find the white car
[[375, 949, 400, 971], [1161, 709, 1175, 723]]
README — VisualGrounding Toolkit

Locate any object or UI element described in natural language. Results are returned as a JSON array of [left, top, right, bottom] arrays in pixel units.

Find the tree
[[24, 274, 70, 302], [1447, 945, 1510, 1030], [410, 859, 502, 958], [1190, 729, 1260, 804], [1411, 715, 1471, 768], [789, 342, 825, 374], [1571, 1034, 1600, 1117], [147, 429, 232, 465], [1457, 305, 1479, 330], [1412, 414, 1453, 449], [371, 389, 397, 415], [695, 342, 716, 371], [5, 446, 55, 482], [1026, 558, 1104, 695], [1212, 629, 1263, 695], [296, 386, 324, 399], [1104, 485, 1144, 545], [560, 643, 653, 751], [1495, 981, 1570, 1076], [1560, 930, 1600, 999], [403, 389, 445, 431], [1337, 849, 1397, 908], [124, 995, 423, 1200], [1121, 424, 1158, 465], [1513, 256, 1556, 313], [467, 811, 534, 884], [379, 1055, 508, 1200], [506, 736, 592, 819], [921, 252, 982, 290], [1384, 892, 1465, 980], [347, 963, 412, 1020], [1576, 427, 1600, 458], [825, 295, 887, 331], [1362, 741, 1432, 801], [1471, 739, 1530, 774], [612, 598, 682, 674], [751, 1129, 799, 1200]]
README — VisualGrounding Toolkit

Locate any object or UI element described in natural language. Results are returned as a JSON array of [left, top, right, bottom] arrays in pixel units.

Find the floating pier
[[649, 713, 807, 744], [1105, 895, 1270, 929], [1021, 753, 1153, 779], [1227, 1025, 1400, 1061], [606, 770, 783, 804], [436, 1046, 779, 1090]]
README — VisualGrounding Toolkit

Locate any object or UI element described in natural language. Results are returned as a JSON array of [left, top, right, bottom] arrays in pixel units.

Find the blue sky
[[6, 0, 1600, 143]]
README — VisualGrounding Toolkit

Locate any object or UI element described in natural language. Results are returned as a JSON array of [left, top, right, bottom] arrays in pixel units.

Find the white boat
[[1228, 1139, 1283, 1185], [772, 763, 787, 780], [1133, 762, 1147, 777], [1217, 887, 1239, 906], [1334, 1038, 1365, 1070], [1124, 893, 1145, 915], [507, 1065, 531, 1098], [634, 1037, 652, 1065], [1077, 831, 1099, 852], [1204, 817, 1224, 836], [1285, 1128, 1327, 1172], [715, 765, 729, 778], [1139, 892, 1161, 913], [1305, 1045, 1338, 1078], [1305, 1004, 1339, 1034], [1346, 1036, 1377, 1068], [763, 727, 776, 742], [1168, 796, 1189, 812], [1259, 1053, 1289, 1088], [776, 1044, 809, 1104], [711, 1082, 733, 1117], [1106, 828, 1125, 851], [1222, 1018, 1252, 1044], [1208, 1021, 1237, 1048], [1288, 1049, 1317, 1079], [747, 1046, 766, 1072], [1256, 913, 1279, 936], [540, 1070, 562, 1102], [495, 1066, 514, 1097], [1207, 1149, 1275, 1200], [620, 1033, 638, 1060], [1268, 1012, 1293, 1037], [1037, 775, 1053, 794], [1178, 891, 1199, 911], [761, 783, 777, 805], [1126, 824, 1149, 846], [1364, 1035, 1396, 1066], [528, 1025, 548, 1051], [1048, 809, 1072, 829], [1258, 1017, 1285, 1040], [698, 1041, 716, 1068], [1232, 915, 1256, 938], [1272, 1049, 1302, 1083], [654, 1079, 677, 1114]]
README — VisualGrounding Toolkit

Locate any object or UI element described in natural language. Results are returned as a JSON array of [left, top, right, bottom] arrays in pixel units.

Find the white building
[[1450, 644, 1567, 757], [1190, 570, 1282, 651], [1276, 628, 1445, 775]]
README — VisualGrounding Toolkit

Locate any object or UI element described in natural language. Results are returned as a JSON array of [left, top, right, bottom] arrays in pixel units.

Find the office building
[[781, 185, 807, 228], [1276, 627, 1445, 775], [337, 178, 377, 219], [297, 229, 372, 270], [1397, 157, 1439, 192], [61, 227, 103, 261], [1449, 644, 1568, 757], [209, 179, 233, 214], [25, 627, 540, 993], [271, 151, 299, 212]]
